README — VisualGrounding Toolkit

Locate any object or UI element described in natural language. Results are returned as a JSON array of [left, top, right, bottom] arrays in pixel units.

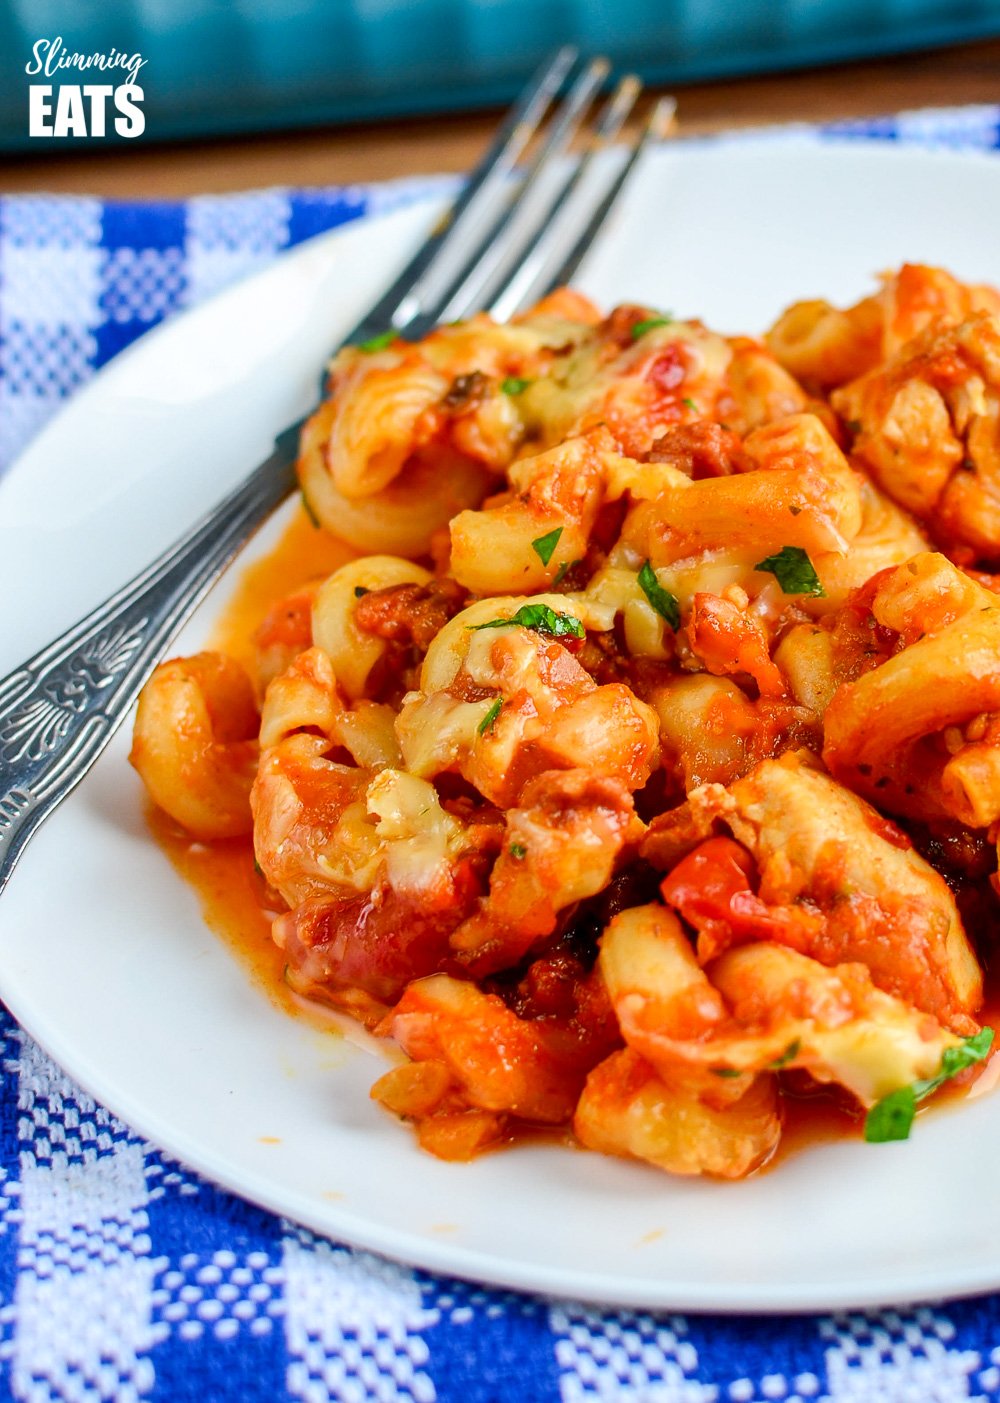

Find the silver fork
[[0, 49, 674, 896]]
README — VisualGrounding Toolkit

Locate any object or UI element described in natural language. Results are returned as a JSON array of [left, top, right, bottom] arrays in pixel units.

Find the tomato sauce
[[142, 501, 996, 1174], [209, 502, 358, 673], [146, 807, 288, 1004]]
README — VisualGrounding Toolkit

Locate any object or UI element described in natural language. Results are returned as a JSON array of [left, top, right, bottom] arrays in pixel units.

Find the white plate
[[3, 136, 1000, 1314]]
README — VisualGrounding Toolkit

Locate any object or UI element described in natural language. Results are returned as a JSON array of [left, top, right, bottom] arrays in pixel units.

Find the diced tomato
[[646, 344, 686, 394], [660, 836, 755, 926], [660, 836, 819, 959]]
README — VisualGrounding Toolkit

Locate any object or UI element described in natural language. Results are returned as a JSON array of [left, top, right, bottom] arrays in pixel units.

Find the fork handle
[[0, 421, 302, 897]]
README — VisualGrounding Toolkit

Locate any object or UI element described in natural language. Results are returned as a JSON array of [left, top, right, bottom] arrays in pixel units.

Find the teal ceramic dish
[[1, 0, 999, 149]]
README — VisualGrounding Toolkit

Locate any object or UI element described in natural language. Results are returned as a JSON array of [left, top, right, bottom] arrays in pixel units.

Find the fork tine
[[343, 45, 577, 346], [484, 73, 644, 324], [406, 55, 611, 334], [512, 95, 678, 311]]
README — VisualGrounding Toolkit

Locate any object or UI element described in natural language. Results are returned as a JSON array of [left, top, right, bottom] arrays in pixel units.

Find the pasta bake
[[131, 267, 1000, 1179]]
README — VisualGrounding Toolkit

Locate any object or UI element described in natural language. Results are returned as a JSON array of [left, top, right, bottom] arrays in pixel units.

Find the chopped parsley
[[637, 560, 680, 630], [864, 1027, 994, 1143], [356, 328, 398, 353], [754, 545, 825, 598], [300, 490, 320, 529], [682, 397, 699, 412], [768, 1040, 801, 1070], [509, 842, 527, 860], [631, 315, 673, 339], [253, 858, 264, 879], [353, 585, 369, 598], [501, 376, 531, 396], [531, 526, 564, 567], [553, 558, 580, 587], [710, 1066, 744, 1079], [477, 698, 503, 736], [468, 603, 585, 639]]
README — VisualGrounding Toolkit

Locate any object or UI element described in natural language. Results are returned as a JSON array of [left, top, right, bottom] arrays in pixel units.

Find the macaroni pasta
[[131, 265, 1000, 1178]]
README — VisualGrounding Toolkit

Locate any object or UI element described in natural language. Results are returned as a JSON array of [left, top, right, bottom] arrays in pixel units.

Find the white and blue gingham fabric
[[4, 108, 1000, 1401]]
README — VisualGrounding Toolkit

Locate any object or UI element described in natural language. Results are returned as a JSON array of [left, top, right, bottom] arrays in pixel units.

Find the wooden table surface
[[0, 36, 998, 197]]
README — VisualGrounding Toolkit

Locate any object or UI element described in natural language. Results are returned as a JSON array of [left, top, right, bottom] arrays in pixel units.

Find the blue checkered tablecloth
[[4, 108, 1000, 1401]]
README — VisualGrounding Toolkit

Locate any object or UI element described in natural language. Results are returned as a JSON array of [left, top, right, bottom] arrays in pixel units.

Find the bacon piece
[[275, 854, 485, 1008], [647, 421, 748, 478], [353, 578, 468, 652]]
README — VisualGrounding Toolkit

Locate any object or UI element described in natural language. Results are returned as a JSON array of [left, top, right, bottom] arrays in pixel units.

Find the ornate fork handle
[[0, 423, 301, 896]]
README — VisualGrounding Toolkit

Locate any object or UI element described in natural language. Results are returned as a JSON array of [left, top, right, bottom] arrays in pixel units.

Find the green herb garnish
[[478, 698, 503, 736], [682, 397, 699, 412], [631, 315, 673, 339], [531, 526, 563, 567], [469, 603, 585, 639], [768, 1040, 801, 1070], [754, 545, 825, 598], [552, 559, 577, 587], [710, 1066, 744, 1079], [864, 1028, 994, 1143], [353, 585, 369, 598], [637, 560, 680, 630], [253, 858, 264, 879], [501, 376, 531, 396], [356, 329, 398, 353], [301, 490, 320, 529], [509, 842, 527, 860]]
